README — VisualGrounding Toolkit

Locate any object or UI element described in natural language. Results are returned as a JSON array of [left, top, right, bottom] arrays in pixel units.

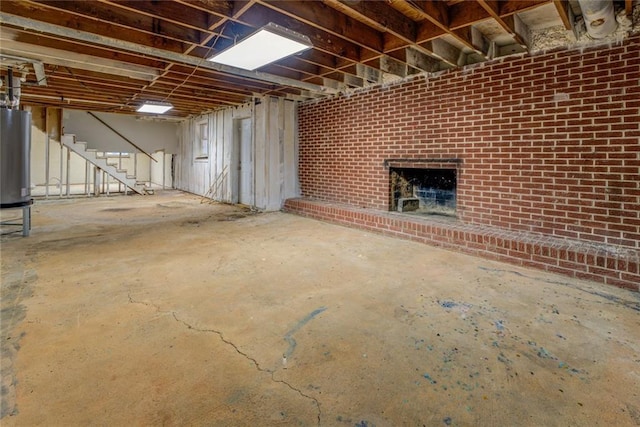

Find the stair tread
[[62, 141, 145, 195]]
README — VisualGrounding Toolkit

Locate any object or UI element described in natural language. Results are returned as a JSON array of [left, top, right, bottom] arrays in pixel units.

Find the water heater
[[0, 108, 32, 208]]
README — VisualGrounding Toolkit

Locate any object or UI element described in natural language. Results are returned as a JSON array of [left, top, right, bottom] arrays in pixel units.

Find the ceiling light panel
[[208, 23, 312, 71], [137, 101, 173, 114]]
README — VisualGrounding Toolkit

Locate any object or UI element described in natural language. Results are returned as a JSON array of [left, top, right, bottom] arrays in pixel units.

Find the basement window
[[195, 120, 209, 161], [390, 166, 457, 217]]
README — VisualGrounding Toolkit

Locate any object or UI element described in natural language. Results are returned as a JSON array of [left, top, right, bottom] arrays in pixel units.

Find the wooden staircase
[[61, 134, 150, 195]]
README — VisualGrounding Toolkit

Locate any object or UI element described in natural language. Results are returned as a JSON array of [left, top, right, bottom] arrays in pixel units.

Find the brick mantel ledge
[[283, 198, 639, 292]]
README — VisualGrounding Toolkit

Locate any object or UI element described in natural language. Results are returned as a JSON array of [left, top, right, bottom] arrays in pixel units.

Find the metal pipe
[[7, 67, 13, 107], [577, 0, 617, 38], [22, 205, 30, 237]]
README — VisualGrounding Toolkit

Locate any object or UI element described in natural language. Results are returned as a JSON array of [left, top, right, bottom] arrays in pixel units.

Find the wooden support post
[[45, 135, 50, 199], [66, 146, 71, 196], [94, 167, 101, 196]]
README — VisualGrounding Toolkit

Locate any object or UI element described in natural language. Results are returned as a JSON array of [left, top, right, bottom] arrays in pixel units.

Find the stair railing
[[87, 112, 157, 163]]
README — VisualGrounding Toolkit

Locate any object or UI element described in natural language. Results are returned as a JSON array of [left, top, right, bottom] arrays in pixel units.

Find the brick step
[[284, 198, 639, 292]]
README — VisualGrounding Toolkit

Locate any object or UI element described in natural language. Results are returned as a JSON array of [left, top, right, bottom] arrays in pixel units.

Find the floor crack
[[127, 293, 163, 312], [171, 312, 270, 373], [172, 311, 322, 426], [270, 373, 322, 426], [127, 293, 322, 425]]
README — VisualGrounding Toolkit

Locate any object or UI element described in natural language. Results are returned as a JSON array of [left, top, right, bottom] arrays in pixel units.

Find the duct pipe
[[577, 0, 618, 39], [4, 67, 21, 109], [7, 67, 13, 106]]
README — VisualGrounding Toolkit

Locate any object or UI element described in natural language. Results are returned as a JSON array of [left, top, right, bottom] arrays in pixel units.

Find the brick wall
[[291, 35, 640, 290], [298, 35, 640, 251]]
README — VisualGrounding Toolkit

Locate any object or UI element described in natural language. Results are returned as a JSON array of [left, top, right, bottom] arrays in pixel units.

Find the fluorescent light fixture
[[207, 23, 312, 70], [137, 101, 173, 114]]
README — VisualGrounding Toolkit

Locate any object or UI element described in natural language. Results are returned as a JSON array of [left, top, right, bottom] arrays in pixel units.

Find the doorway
[[235, 117, 253, 205]]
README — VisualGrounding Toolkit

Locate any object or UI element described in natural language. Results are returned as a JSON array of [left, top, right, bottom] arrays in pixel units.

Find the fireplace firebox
[[390, 167, 457, 216]]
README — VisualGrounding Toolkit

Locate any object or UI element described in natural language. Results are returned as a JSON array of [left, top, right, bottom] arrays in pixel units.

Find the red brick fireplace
[[388, 160, 458, 216], [287, 34, 640, 291]]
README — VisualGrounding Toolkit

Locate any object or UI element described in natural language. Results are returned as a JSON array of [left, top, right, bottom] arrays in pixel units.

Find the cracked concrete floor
[[1, 190, 639, 426]]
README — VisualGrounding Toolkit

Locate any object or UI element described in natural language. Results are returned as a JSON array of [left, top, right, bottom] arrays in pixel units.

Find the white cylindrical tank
[[578, 0, 618, 39]]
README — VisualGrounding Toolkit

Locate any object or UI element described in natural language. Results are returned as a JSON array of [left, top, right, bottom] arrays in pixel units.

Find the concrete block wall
[[292, 34, 640, 290]]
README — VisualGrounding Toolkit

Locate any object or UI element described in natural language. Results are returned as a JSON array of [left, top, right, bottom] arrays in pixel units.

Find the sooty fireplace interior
[[390, 167, 457, 216]]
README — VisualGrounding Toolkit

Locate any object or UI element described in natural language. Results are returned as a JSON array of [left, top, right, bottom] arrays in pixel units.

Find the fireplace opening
[[390, 167, 457, 216]]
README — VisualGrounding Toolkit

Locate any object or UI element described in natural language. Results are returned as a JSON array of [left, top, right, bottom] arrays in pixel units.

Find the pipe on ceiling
[[577, 0, 618, 39]]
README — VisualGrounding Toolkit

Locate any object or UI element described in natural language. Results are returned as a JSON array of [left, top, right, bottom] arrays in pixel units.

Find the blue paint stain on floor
[[423, 373, 437, 384], [478, 266, 640, 312], [283, 307, 327, 358], [440, 301, 458, 308]]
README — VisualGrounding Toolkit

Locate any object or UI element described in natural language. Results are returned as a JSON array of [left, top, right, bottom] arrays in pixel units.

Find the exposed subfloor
[[1, 191, 639, 426]]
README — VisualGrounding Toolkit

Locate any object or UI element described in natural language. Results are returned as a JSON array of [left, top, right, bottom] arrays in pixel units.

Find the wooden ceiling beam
[[142, 84, 249, 103], [448, 0, 550, 29], [386, 47, 441, 73], [256, 0, 384, 52], [323, 0, 463, 68], [1, 1, 188, 53], [172, 0, 235, 19], [0, 12, 338, 95], [323, 0, 423, 61], [47, 71, 250, 105], [552, 0, 572, 30], [25, 0, 203, 46], [0, 39, 160, 81], [98, 0, 211, 32], [162, 65, 305, 94], [44, 65, 149, 86], [20, 93, 128, 108], [0, 27, 167, 69], [499, 0, 550, 16], [233, 3, 363, 62], [322, 0, 416, 42], [476, 0, 526, 47]]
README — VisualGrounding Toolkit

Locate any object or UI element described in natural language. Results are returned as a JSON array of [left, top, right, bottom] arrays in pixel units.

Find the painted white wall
[[29, 107, 174, 196], [175, 96, 299, 211], [63, 109, 179, 154], [151, 150, 173, 188]]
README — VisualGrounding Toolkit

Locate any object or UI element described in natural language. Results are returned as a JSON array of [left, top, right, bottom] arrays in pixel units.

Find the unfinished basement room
[[1, 0, 639, 425]]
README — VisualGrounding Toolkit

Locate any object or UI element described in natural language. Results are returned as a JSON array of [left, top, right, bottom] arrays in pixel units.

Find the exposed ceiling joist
[[0, 12, 338, 96], [0, 38, 160, 81], [1, 0, 628, 117]]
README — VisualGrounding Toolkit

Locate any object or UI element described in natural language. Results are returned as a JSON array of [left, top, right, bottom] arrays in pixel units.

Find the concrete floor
[[1, 191, 639, 426]]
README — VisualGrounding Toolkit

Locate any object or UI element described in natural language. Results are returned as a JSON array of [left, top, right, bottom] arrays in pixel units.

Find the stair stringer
[[61, 134, 147, 195]]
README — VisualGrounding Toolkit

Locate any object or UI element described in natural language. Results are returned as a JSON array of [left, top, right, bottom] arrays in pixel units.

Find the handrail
[[87, 112, 157, 162]]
